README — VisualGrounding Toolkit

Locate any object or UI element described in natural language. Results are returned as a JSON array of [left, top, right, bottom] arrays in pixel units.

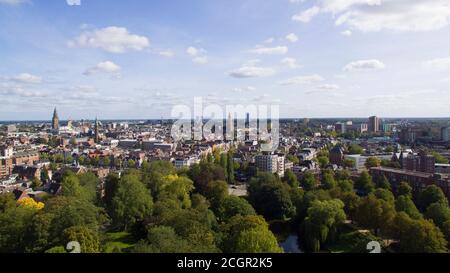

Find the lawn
[[103, 232, 137, 253]]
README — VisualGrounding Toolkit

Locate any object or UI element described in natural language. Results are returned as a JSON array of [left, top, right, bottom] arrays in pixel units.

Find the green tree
[[188, 162, 226, 194], [354, 171, 375, 195], [133, 226, 190, 253], [302, 199, 346, 252], [248, 173, 296, 220], [219, 196, 256, 221], [101, 157, 111, 167], [104, 173, 120, 214], [31, 177, 42, 189], [219, 153, 228, 175], [432, 151, 449, 164], [317, 156, 330, 169], [301, 171, 317, 191], [425, 202, 450, 228], [160, 208, 219, 253], [0, 193, 16, 213], [348, 144, 363, 155], [375, 175, 391, 190], [40, 167, 50, 183], [159, 175, 195, 209], [222, 215, 282, 253], [78, 172, 99, 203], [322, 170, 336, 190], [343, 158, 356, 169], [397, 182, 413, 197], [341, 192, 360, 222], [142, 160, 177, 198], [205, 180, 229, 211], [337, 179, 354, 192], [226, 151, 235, 184], [63, 226, 100, 253], [395, 195, 422, 220], [283, 169, 299, 188], [234, 225, 283, 253], [418, 185, 447, 211], [355, 195, 396, 236], [112, 174, 154, 230], [61, 172, 84, 199], [0, 206, 36, 253], [287, 155, 299, 165], [42, 196, 103, 246], [365, 157, 381, 169], [127, 159, 136, 168], [391, 213, 448, 253], [370, 188, 395, 205], [442, 221, 450, 246]]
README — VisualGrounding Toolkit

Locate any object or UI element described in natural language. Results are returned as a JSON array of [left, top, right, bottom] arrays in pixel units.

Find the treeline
[[246, 167, 450, 253], [0, 156, 281, 253], [1, 153, 450, 253]]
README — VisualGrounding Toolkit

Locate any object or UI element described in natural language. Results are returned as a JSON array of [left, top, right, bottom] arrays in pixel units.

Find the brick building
[[370, 167, 450, 201]]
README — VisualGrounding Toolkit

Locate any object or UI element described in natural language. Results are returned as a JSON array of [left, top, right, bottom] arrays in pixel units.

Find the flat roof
[[370, 167, 433, 178]]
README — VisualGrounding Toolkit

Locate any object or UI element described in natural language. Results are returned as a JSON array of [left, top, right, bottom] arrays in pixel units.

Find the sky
[[1, 0, 450, 120]]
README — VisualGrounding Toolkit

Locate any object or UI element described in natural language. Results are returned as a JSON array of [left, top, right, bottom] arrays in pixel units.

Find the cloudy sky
[[1, 0, 450, 120]]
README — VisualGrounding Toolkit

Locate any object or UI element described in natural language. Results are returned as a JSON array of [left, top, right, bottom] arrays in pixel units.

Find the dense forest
[[1, 152, 450, 253]]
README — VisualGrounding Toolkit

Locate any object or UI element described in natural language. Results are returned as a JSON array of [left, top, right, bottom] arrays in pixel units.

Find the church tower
[[52, 108, 59, 130], [94, 117, 99, 143]]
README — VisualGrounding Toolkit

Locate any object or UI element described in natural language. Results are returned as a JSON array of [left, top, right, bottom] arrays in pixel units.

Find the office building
[[368, 116, 380, 133], [442, 127, 449, 142]]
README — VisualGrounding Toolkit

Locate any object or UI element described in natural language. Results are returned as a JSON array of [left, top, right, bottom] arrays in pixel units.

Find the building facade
[[368, 116, 380, 133]]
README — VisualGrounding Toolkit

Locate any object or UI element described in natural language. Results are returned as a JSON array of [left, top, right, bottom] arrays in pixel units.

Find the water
[[279, 235, 304, 253]]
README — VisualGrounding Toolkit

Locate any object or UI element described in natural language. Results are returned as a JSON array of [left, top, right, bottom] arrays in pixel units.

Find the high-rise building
[[52, 108, 59, 131], [335, 122, 346, 134], [441, 127, 449, 142], [399, 127, 418, 144], [368, 116, 380, 133]]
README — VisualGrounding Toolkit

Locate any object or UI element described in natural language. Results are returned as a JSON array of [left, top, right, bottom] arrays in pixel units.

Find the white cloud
[[0, 0, 28, 5], [186, 46, 208, 64], [186, 46, 200, 56], [344, 59, 385, 71], [68, 26, 150, 53], [316, 84, 340, 91], [264, 37, 275, 44], [10, 73, 42, 84], [279, 74, 324, 85], [341, 30, 352, 36], [424, 57, 450, 70], [286, 33, 299, 43], [159, 50, 175, 58], [281, 57, 300, 69], [84, 61, 121, 76], [292, 6, 321, 23], [299, 0, 450, 32], [233, 86, 256, 92], [229, 64, 276, 78], [192, 56, 209, 64], [0, 84, 46, 98], [248, 46, 288, 55], [66, 0, 81, 6]]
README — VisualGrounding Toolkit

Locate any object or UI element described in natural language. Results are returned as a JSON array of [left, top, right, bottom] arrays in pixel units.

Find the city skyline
[[1, 0, 450, 120]]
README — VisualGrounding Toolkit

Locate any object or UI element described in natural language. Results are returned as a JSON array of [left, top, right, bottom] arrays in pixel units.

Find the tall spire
[[94, 117, 99, 143], [52, 107, 59, 130]]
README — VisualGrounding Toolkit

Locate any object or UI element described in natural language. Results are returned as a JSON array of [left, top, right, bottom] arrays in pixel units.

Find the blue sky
[[1, 0, 450, 120]]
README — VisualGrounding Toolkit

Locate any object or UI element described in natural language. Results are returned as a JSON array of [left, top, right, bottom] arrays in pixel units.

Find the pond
[[269, 220, 305, 253], [279, 234, 304, 253]]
